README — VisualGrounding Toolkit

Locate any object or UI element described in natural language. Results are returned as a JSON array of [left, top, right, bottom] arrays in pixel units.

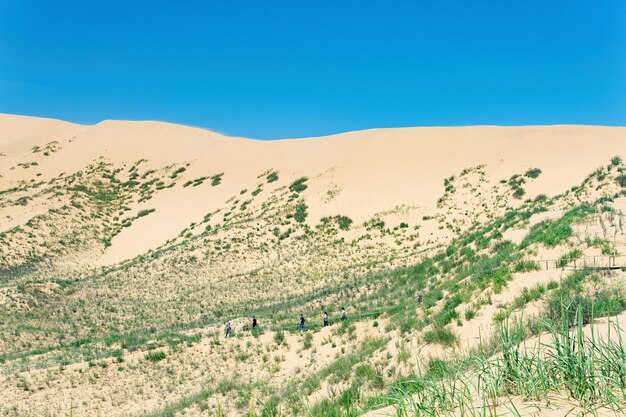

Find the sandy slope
[[1, 114, 625, 265]]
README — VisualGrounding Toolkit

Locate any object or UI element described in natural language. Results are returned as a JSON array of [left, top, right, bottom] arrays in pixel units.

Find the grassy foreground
[[240, 306, 626, 417]]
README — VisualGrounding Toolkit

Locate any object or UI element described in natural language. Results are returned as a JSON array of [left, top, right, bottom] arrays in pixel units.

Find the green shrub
[[601, 242, 617, 255], [289, 177, 308, 193], [546, 280, 559, 290], [557, 248, 583, 268], [294, 202, 308, 223], [525, 168, 542, 179], [211, 173, 224, 186], [137, 208, 155, 218], [337, 216, 353, 230], [274, 331, 285, 345], [145, 350, 166, 363], [303, 332, 312, 349], [267, 171, 279, 183], [434, 295, 462, 326], [514, 259, 541, 272], [423, 288, 444, 309], [423, 325, 457, 347], [170, 167, 186, 179], [511, 283, 549, 310], [427, 358, 451, 379], [492, 268, 511, 293], [513, 187, 526, 199], [521, 205, 595, 248], [493, 310, 508, 323], [547, 288, 626, 325]]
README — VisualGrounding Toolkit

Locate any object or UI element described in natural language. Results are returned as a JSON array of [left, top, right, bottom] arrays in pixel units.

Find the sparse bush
[[525, 168, 542, 179], [211, 173, 224, 186], [294, 202, 308, 223], [427, 358, 451, 379], [137, 208, 155, 218], [267, 171, 279, 183], [511, 283, 551, 310], [337, 216, 353, 230], [492, 269, 511, 293], [423, 325, 457, 347], [170, 167, 186, 179], [289, 177, 308, 193], [303, 332, 312, 349], [547, 285, 626, 325], [434, 295, 462, 326], [522, 205, 594, 248], [514, 259, 541, 272], [464, 309, 476, 321], [611, 156, 622, 166], [145, 350, 166, 363], [274, 331, 285, 345], [557, 248, 583, 268]]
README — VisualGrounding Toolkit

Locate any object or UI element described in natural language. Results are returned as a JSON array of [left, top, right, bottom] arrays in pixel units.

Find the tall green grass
[[382, 309, 626, 417]]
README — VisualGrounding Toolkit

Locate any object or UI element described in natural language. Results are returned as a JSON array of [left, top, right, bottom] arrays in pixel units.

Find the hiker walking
[[416, 291, 423, 306], [225, 320, 231, 338], [323, 311, 329, 327], [252, 316, 258, 329], [298, 314, 306, 332], [341, 307, 346, 321]]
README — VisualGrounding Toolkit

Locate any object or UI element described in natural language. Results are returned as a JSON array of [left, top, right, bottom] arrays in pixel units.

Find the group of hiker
[[298, 307, 346, 333], [225, 307, 347, 338], [224, 291, 424, 338]]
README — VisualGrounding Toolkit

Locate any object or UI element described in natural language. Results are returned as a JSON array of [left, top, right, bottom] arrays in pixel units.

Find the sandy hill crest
[[1, 114, 625, 266]]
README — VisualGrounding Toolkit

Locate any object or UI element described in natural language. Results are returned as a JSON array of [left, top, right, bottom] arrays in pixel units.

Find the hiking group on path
[[224, 288, 425, 338], [225, 306, 349, 338]]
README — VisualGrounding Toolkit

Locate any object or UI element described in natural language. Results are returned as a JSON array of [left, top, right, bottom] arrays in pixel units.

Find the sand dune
[[1, 114, 625, 265], [2, 114, 626, 417]]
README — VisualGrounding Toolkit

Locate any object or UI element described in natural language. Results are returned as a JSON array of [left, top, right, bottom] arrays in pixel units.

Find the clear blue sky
[[1, 1, 625, 139]]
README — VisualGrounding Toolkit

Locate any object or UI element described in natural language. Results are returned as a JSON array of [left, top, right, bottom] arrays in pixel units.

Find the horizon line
[[2, 112, 625, 142]]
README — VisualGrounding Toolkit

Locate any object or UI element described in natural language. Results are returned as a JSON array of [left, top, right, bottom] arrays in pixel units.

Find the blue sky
[[0, 1, 625, 139]]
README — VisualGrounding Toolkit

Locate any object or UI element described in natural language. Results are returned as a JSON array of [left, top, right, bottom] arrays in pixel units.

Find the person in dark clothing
[[323, 311, 329, 327], [341, 307, 346, 321], [298, 314, 306, 332], [225, 320, 231, 338], [416, 291, 423, 306], [252, 316, 258, 328]]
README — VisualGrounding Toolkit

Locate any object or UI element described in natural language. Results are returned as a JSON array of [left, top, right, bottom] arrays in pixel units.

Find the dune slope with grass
[[1, 114, 626, 417]]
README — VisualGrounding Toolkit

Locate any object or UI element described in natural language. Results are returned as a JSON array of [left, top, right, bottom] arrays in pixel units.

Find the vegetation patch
[[170, 167, 186, 179], [145, 350, 166, 363], [211, 173, 224, 186], [521, 204, 595, 248], [289, 177, 308, 193], [293, 201, 308, 223], [183, 176, 208, 187], [525, 167, 542, 179], [267, 171, 279, 183]]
